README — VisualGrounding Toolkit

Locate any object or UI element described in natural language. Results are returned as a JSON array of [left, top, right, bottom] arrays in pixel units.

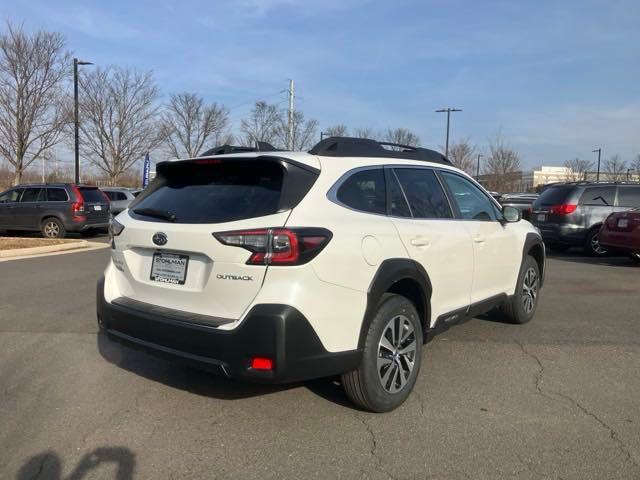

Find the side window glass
[[580, 187, 615, 206], [336, 169, 386, 214], [617, 187, 640, 208], [117, 192, 127, 201], [440, 171, 497, 221], [20, 188, 44, 203], [47, 188, 68, 202], [394, 168, 452, 219], [0, 189, 22, 203], [387, 171, 411, 217]]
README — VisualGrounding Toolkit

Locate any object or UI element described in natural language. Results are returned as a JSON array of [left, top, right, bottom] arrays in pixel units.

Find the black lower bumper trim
[[97, 276, 361, 383]]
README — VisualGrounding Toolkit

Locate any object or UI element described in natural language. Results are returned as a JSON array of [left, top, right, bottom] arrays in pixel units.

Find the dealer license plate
[[618, 218, 629, 228], [537, 213, 546, 222], [150, 252, 189, 285], [94, 205, 102, 211]]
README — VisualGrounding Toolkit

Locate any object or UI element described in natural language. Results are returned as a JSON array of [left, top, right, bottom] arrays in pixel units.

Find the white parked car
[[97, 137, 545, 412]]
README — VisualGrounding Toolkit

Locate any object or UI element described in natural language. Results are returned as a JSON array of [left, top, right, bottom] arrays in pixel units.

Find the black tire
[[41, 217, 65, 239], [501, 255, 540, 324], [341, 294, 423, 412], [585, 227, 607, 257], [630, 253, 640, 264]]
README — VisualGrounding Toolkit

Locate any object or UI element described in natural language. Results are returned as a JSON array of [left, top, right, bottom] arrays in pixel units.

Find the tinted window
[[47, 188, 68, 202], [79, 187, 106, 203], [104, 191, 116, 200], [387, 171, 411, 217], [132, 191, 141, 197], [133, 161, 285, 224], [580, 186, 615, 206], [617, 187, 640, 208], [105, 191, 126, 201], [20, 187, 44, 202], [394, 168, 452, 219], [337, 169, 386, 215], [440, 171, 497, 221], [0, 189, 22, 203], [534, 186, 572, 207]]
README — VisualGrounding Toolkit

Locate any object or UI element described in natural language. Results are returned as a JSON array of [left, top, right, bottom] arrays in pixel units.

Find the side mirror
[[502, 205, 521, 223]]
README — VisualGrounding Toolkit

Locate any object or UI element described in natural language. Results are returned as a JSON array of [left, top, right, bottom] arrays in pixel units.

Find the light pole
[[627, 168, 632, 181], [476, 153, 482, 180], [592, 148, 602, 182], [74, 58, 93, 184], [436, 107, 462, 158]]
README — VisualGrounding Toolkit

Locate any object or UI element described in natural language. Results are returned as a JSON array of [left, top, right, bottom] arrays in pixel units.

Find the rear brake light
[[213, 228, 332, 265], [250, 357, 273, 371], [550, 204, 577, 215], [70, 185, 85, 215]]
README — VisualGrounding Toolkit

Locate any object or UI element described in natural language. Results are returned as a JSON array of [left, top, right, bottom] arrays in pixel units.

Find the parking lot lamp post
[[436, 107, 462, 158], [592, 148, 602, 182], [476, 153, 482, 180], [74, 58, 93, 184], [627, 168, 631, 181]]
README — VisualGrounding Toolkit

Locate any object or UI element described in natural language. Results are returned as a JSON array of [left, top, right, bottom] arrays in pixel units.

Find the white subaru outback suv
[[97, 137, 544, 412]]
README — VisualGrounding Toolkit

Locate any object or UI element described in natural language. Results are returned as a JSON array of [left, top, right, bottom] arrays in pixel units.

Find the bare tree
[[240, 101, 280, 146], [0, 23, 71, 185], [275, 109, 318, 151], [161, 92, 229, 158], [353, 127, 376, 139], [604, 155, 627, 181], [323, 124, 348, 137], [446, 137, 476, 175], [482, 133, 522, 192], [78, 67, 163, 185], [563, 157, 594, 181], [383, 128, 420, 150], [631, 154, 640, 182]]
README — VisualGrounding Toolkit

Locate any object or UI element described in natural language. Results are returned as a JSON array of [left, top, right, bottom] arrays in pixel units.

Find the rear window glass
[[336, 169, 386, 215], [132, 161, 285, 224], [535, 186, 572, 206], [394, 168, 452, 219], [47, 188, 68, 202], [20, 187, 44, 202], [617, 187, 640, 208], [79, 187, 106, 203], [580, 186, 615, 206]]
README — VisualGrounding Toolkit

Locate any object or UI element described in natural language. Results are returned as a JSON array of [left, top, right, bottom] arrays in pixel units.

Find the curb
[[0, 240, 91, 259]]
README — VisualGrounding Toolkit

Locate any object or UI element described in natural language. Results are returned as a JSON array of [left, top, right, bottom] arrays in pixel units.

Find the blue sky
[[3, 0, 639, 168]]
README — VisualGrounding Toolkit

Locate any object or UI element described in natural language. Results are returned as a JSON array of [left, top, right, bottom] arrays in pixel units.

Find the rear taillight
[[213, 228, 332, 266], [549, 204, 577, 215], [70, 185, 85, 215]]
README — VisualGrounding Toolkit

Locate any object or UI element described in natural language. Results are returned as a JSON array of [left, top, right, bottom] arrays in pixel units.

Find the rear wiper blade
[[133, 207, 177, 222]]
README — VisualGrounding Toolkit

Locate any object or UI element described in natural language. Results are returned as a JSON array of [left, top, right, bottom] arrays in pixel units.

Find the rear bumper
[[599, 229, 640, 252], [96, 276, 361, 383], [66, 220, 109, 232], [533, 223, 587, 246]]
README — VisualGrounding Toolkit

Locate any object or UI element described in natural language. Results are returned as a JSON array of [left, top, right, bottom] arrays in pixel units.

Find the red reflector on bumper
[[251, 357, 273, 371]]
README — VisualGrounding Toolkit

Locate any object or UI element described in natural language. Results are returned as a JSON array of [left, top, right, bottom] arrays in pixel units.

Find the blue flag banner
[[142, 153, 151, 188]]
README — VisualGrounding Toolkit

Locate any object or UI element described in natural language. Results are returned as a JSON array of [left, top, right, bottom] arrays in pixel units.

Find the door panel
[[0, 189, 23, 227], [17, 187, 45, 229]]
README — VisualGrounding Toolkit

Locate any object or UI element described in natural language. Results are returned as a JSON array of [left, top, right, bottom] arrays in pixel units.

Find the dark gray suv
[[530, 182, 640, 255], [0, 183, 110, 238]]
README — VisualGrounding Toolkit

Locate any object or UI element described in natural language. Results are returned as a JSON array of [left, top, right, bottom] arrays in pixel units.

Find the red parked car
[[599, 208, 640, 263]]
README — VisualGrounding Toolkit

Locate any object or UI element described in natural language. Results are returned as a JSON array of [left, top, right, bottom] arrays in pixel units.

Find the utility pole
[[627, 168, 631, 181], [287, 79, 294, 150], [592, 148, 602, 182], [436, 107, 462, 158], [74, 58, 93, 184], [476, 153, 482, 179]]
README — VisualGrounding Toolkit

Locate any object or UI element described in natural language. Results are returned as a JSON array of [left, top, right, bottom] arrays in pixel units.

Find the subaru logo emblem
[[152, 232, 167, 246]]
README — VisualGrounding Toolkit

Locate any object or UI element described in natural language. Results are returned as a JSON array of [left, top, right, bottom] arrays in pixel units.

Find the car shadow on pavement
[[17, 446, 135, 480], [96, 332, 353, 407], [546, 251, 639, 268]]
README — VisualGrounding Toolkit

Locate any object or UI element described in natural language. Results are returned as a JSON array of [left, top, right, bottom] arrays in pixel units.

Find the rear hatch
[[111, 156, 318, 323], [78, 186, 110, 224], [531, 185, 574, 225]]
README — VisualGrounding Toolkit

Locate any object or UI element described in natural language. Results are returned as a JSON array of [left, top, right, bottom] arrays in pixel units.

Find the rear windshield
[[132, 161, 285, 224], [534, 186, 572, 206], [79, 187, 106, 203]]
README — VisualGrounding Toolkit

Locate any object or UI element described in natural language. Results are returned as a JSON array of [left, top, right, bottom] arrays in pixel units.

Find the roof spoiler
[[308, 136, 451, 165], [200, 141, 279, 157]]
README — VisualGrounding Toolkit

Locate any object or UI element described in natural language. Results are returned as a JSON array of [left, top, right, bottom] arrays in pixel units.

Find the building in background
[[477, 165, 573, 193]]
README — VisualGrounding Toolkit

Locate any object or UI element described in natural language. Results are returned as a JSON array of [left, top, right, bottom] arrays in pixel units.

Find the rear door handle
[[410, 237, 430, 247], [473, 235, 486, 243]]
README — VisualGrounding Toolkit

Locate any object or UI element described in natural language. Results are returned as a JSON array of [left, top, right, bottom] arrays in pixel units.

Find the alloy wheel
[[590, 233, 607, 255], [522, 267, 539, 314], [44, 221, 60, 238], [377, 315, 417, 393]]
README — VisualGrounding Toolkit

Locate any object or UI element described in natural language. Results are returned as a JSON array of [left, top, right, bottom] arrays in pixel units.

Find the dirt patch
[[0, 237, 74, 250]]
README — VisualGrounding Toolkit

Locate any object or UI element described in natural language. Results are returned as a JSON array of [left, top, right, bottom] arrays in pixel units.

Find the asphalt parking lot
[[1, 248, 639, 480]]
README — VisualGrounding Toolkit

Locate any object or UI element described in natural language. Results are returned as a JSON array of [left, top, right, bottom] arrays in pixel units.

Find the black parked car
[[0, 183, 110, 238], [530, 182, 640, 255], [499, 193, 539, 221]]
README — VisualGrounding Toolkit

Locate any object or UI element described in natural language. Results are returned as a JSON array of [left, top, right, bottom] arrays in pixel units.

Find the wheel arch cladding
[[358, 258, 432, 348], [524, 232, 545, 286]]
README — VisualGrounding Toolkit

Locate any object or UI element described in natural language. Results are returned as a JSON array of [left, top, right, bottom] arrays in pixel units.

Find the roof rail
[[308, 136, 451, 165], [200, 141, 279, 157]]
